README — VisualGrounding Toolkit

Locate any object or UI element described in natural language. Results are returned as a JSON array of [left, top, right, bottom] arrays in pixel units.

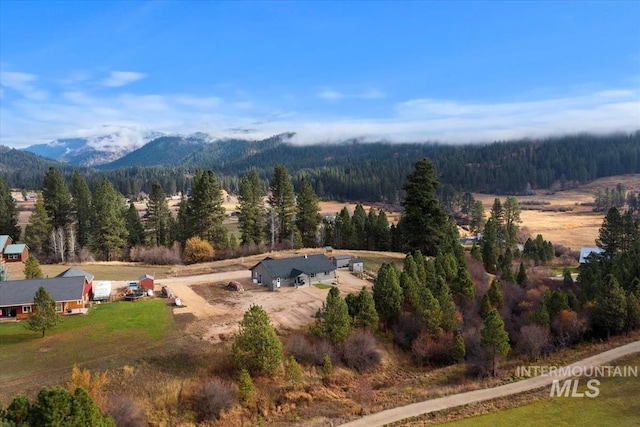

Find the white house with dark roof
[[250, 254, 337, 291], [0, 276, 90, 320]]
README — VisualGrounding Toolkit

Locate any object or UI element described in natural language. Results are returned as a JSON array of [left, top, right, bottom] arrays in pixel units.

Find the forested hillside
[[1, 132, 638, 200]]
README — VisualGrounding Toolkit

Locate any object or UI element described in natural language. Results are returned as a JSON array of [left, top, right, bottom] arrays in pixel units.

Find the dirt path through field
[[339, 340, 640, 427], [156, 269, 372, 342]]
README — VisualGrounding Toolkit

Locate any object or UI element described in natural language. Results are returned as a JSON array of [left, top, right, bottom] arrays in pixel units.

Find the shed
[[139, 274, 155, 290], [349, 258, 364, 273], [330, 254, 351, 268]]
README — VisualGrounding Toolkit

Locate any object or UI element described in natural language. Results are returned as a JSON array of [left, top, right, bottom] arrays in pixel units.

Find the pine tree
[[353, 286, 379, 331], [295, 179, 321, 247], [625, 291, 640, 333], [335, 207, 355, 249], [451, 330, 466, 363], [42, 167, 73, 229], [451, 266, 475, 302], [373, 262, 403, 326], [321, 353, 333, 378], [417, 287, 443, 337], [480, 293, 493, 319], [503, 196, 521, 247], [481, 308, 510, 377], [400, 158, 450, 256], [400, 270, 420, 312], [470, 200, 486, 234], [186, 170, 227, 246], [592, 275, 628, 337], [434, 276, 457, 332], [596, 207, 623, 256], [90, 179, 128, 261], [487, 279, 503, 309], [284, 355, 303, 388], [0, 176, 21, 240], [352, 204, 368, 249], [267, 165, 296, 245], [24, 256, 44, 279], [482, 218, 499, 273], [237, 169, 266, 246], [24, 194, 51, 255], [517, 262, 528, 286], [413, 250, 428, 285], [238, 369, 254, 403], [125, 203, 145, 246], [146, 183, 171, 247], [71, 170, 92, 248], [26, 286, 62, 337], [314, 287, 352, 343], [232, 305, 282, 376]]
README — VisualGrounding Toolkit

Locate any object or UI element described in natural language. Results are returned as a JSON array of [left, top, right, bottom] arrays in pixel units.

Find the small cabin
[[349, 258, 364, 273]]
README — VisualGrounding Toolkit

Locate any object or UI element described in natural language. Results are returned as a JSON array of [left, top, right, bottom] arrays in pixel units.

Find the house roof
[[579, 247, 605, 263], [0, 276, 86, 306], [250, 254, 336, 279], [350, 258, 364, 263], [4, 244, 26, 255], [56, 267, 94, 283], [139, 274, 154, 280], [332, 254, 351, 260], [0, 235, 12, 250]]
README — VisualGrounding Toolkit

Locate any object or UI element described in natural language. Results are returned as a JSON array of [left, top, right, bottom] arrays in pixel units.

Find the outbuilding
[[330, 254, 351, 268], [349, 258, 364, 273], [139, 274, 155, 290]]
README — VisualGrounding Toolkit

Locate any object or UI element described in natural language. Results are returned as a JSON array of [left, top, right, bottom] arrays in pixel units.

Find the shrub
[[517, 324, 552, 361], [286, 333, 335, 366], [412, 332, 455, 366], [129, 243, 182, 265], [106, 395, 146, 427], [392, 313, 422, 350], [183, 236, 215, 264], [192, 378, 236, 422], [321, 353, 333, 378], [238, 369, 254, 403], [341, 331, 381, 372]]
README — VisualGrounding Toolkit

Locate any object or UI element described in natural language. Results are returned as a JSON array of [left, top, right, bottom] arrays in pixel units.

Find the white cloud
[[0, 67, 638, 149], [102, 71, 147, 87], [317, 89, 344, 100], [0, 71, 48, 100]]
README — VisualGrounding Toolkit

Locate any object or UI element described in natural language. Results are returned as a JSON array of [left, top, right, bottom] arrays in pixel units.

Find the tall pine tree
[[295, 179, 321, 247], [237, 169, 266, 246]]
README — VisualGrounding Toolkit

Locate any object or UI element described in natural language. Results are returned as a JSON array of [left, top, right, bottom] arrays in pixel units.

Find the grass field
[[438, 355, 640, 427], [0, 299, 177, 405], [5, 262, 173, 281]]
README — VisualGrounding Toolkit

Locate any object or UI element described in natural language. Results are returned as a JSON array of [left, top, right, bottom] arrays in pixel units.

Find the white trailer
[[93, 281, 112, 301]]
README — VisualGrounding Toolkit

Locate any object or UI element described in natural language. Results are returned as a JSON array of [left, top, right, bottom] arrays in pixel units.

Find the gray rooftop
[[56, 267, 95, 283], [251, 254, 336, 278], [332, 254, 351, 260], [0, 276, 86, 306]]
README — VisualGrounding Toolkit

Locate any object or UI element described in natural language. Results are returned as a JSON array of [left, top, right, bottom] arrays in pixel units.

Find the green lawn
[[314, 283, 333, 289], [551, 265, 579, 276], [440, 356, 640, 427], [0, 299, 176, 402]]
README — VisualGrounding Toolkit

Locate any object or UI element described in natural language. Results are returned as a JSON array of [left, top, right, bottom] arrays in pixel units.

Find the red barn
[[138, 274, 155, 291]]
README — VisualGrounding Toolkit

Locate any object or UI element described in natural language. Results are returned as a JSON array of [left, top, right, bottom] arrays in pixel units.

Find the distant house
[[579, 247, 605, 264], [0, 235, 12, 253], [3, 244, 29, 263], [330, 254, 351, 268], [56, 267, 94, 299], [250, 254, 337, 291], [349, 258, 364, 273], [138, 274, 155, 290], [0, 276, 90, 320]]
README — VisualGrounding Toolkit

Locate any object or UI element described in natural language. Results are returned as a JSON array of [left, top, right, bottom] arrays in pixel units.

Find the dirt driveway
[[156, 269, 372, 342]]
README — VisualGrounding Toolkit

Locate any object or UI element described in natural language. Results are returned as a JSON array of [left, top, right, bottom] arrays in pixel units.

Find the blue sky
[[1, 1, 639, 148]]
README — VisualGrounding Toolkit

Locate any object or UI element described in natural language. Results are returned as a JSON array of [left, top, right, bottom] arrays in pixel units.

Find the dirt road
[[156, 268, 371, 342], [339, 340, 640, 427]]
